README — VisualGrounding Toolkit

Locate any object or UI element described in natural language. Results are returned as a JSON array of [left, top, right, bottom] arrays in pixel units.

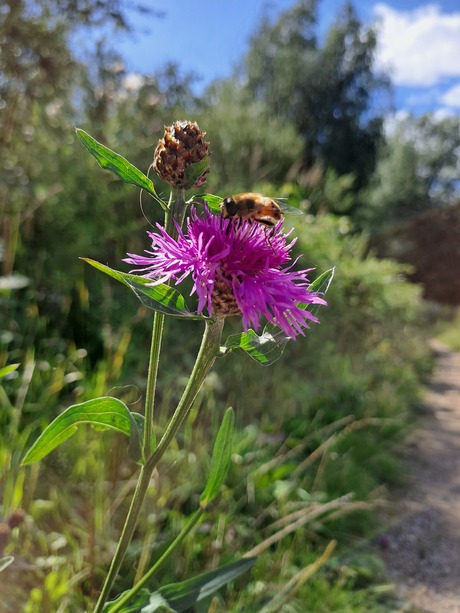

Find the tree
[[243, 1, 389, 188], [0, 0, 157, 276], [362, 114, 460, 227], [197, 81, 303, 192]]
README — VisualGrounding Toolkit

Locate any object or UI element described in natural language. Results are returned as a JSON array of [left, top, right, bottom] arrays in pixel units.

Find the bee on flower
[[124, 207, 326, 338]]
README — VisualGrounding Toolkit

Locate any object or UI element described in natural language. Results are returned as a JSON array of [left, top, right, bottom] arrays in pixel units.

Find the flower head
[[124, 208, 326, 338], [153, 120, 210, 189]]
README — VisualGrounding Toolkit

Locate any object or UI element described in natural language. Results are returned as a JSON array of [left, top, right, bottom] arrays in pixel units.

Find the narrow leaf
[[158, 557, 257, 612], [309, 267, 334, 294], [0, 364, 20, 379], [21, 397, 140, 466], [0, 557, 14, 573], [103, 589, 152, 613], [82, 259, 204, 320], [295, 267, 334, 318], [200, 408, 235, 508], [75, 129, 167, 211]]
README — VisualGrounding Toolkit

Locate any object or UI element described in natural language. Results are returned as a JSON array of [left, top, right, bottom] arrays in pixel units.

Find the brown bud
[[153, 120, 210, 189], [8, 509, 26, 529]]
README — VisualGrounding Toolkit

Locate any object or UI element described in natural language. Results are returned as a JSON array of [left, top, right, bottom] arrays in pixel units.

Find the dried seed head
[[211, 276, 241, 319], [153, 120, 210, 189]]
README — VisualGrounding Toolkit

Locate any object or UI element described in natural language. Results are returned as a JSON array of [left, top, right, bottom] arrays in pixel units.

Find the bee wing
[[277, 201, 304, 216]]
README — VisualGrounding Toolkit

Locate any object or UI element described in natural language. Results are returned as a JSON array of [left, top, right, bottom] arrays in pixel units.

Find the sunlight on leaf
[[0, 364, 20, 379], [220, 327, 290, 366]]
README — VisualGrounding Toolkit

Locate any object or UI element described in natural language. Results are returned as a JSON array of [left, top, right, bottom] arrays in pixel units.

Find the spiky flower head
[[124, 208, 326, 338], [153, 120, 210, 189]]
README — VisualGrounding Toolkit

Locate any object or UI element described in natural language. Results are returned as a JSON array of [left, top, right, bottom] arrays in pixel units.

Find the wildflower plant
[[20, 121, 333, 612]]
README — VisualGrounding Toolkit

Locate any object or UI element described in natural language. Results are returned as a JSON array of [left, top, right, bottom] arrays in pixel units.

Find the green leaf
[[304, 267, 335, 316], [128, 412, 147, 462], [82, 259, 204, 320], [192, 193, 222, 213], [75, 129, 167, 212], [200, 408, 235, 508], [141, 596, 175, 612], [103, 589, 153, 613], [21, 397, 141, 466], [221, 326, 290, 366], [0, 557, 14, 573], [183, 157, 211, 190], [157, 557, 257, 612], [0, 364, 20, 379]]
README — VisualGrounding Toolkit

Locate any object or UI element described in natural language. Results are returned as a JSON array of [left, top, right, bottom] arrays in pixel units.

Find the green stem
[[169, 187, 188, 232], [108, 509, 204, 613], [93, 316, 225, 612], [92, 188, 192, 613], [142, 188, 186, 456], [142, 312, 163, 456], [145, 317, 225, 473], [93, 318, 224, 613]]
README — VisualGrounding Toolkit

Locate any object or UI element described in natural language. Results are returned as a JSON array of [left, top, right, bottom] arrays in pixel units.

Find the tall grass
[[1, 212, 431, 611]]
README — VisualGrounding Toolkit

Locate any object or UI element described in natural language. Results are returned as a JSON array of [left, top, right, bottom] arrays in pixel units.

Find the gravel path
[[380, 340, 460, 613]]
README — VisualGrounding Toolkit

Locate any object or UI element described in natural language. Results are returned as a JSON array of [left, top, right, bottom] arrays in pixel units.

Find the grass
[[0, 214, 434, 611]]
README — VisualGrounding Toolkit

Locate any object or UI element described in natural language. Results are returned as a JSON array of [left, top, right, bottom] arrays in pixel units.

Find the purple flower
[[124, 207, 326, 338]]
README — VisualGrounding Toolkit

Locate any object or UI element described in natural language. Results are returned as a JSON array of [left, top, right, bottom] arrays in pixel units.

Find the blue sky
[[113, 0, 460, 117]]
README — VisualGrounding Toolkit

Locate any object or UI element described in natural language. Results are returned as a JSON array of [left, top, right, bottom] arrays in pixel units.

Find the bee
[[221, 193, 283, 227], [220, 192, 302, 227]]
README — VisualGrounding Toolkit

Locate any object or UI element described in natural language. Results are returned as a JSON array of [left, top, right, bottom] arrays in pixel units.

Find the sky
[[113, 0, 460, 117]]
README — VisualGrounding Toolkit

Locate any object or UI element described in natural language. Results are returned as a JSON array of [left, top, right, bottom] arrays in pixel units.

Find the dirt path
[[381, 340, 460, 612]]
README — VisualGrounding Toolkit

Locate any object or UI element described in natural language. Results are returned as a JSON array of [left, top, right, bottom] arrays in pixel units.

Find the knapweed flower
[[124, 208, 326, 338], [153, 120, 210, 189]]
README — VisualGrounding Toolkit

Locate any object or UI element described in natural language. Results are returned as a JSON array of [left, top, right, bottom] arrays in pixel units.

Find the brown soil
[[380, 340, 460, 613]]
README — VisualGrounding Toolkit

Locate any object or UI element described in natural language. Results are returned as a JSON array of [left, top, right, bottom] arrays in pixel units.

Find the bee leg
[[264, 226, 277, 253]]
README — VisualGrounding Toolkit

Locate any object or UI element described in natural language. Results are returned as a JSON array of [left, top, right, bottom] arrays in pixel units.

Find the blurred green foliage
[[361, 114, 460, 228], [0, 0, 448, 610]]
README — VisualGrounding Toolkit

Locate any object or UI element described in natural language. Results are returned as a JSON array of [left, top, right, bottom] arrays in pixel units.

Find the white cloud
[[373, 3, 460, 87], [441, 83, 460, 108], [432, 106, 457, 119]]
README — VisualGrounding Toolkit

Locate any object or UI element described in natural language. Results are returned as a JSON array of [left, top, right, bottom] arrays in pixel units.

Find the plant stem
[[145, 316, 225, 474], [142, 188, 185, 456], [92, 315, 225, 612], [142, 311, 163, 456], [108, 509, 204, 613], [92, 188, 193, 613]]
